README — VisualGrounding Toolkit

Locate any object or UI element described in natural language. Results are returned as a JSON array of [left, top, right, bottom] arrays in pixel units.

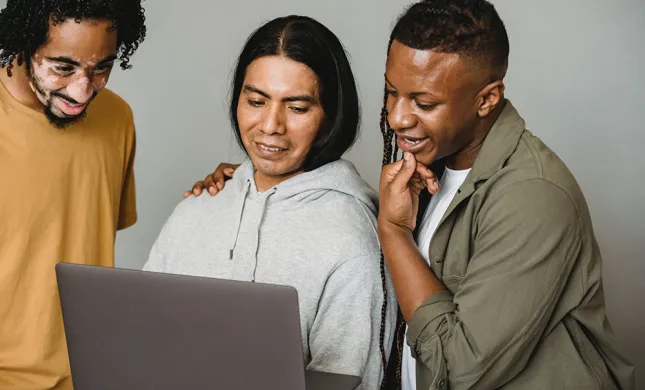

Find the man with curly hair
[[0, 0, 146, 388]]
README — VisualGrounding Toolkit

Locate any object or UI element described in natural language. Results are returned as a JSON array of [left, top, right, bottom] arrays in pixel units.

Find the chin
[[251, 160, 283, 175], [410, 150, 437, 167], [44, 108, 86, 129]]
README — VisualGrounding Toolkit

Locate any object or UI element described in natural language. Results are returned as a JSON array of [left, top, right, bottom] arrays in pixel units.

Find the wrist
[[378, 219, 414, 244]]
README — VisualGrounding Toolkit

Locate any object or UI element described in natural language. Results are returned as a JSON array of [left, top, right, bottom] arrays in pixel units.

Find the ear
[[477, 80, 505, 117]]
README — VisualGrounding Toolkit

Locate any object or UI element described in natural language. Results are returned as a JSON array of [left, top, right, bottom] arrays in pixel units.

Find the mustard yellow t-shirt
[[0, 80, 137, 390]]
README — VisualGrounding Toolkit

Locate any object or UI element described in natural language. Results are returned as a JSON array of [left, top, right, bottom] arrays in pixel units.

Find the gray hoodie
[[143, 158, 397, 389]]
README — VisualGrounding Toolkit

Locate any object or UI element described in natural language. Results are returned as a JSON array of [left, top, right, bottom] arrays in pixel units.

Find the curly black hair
[[0, 0, 147, 76]]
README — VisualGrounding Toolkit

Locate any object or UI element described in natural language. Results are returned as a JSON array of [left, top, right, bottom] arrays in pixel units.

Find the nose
[[66, 76, 93, 104], [260, 104, 286, 135], [387, 97, 417, 130]]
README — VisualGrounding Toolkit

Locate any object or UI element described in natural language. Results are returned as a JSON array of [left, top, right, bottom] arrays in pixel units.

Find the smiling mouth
[[401, 137, 425, 145], [396, 134, 431, 153], [258, 144, 286, 152], [399, 134, 429, 145]]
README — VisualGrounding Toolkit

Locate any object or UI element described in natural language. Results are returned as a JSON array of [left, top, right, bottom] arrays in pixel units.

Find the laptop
[[55, 263, 361, 390]]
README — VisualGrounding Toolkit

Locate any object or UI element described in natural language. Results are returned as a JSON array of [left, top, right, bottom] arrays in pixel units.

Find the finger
[[223, 168, 235, 177], [211, 167, 226, 190], [379, 159, 404, 192], [184, 191, 191, 199], [389, 152, 419, 192], [415, 163, 440, 194], [191, 181, 205, 197], [409, 175, 426, 196], [204, 174, 218, 194]]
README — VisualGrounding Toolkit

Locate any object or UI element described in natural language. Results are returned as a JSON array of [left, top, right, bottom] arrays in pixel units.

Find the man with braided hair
[[377, 1, 634, 389], [0, 0, 146, 388], [191, 1, 634, 389]]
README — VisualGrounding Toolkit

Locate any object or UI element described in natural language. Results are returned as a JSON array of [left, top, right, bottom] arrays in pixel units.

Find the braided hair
[[0, 0, 147, 76], [379, 1, 509, 388]]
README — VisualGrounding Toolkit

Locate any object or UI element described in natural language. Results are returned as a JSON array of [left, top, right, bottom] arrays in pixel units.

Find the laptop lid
[[56, 263, 308, 390]]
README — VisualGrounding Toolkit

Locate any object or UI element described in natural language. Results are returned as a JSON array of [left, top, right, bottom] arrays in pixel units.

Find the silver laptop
[[55, 263, 361, 390]]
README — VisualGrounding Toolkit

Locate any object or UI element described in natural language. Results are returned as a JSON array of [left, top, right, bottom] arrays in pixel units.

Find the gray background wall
[[2, 0, 642, 386]]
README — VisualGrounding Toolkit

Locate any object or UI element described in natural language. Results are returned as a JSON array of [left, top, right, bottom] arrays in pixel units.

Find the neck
[[0, 61, 43, 110], [445, 100, 506, 170], [254, 169, 303, 192]]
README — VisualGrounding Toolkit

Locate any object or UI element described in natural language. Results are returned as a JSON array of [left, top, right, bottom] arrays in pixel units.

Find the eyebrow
[[45, 55, 118, 66], [243, 85, 316, 104], [384, 74, 441, 99]]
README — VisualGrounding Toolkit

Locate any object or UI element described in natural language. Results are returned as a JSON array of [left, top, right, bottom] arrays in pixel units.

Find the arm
[[377, 152, 443, 321], [379, 224, 445, 322], [117, 115, 137, 230], [307, 253, 388, 390], [142, 201, 189, 273], [387, 179, 583, 389]]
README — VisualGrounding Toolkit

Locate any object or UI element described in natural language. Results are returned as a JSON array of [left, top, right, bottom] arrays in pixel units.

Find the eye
[[416, 102, 437, 111], [385, 88, 397, 97], [53, 66, 74, 75], [93, 64, 114, 74], [289, 106, 309, 114], [247, 99, 264, 107]]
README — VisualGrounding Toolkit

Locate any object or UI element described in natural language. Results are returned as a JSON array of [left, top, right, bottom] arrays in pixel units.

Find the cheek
[[92, 75, 109, 90], [287, 115, 322, 152], [34, 71, 64, 92], [236, 105, 259, 143]]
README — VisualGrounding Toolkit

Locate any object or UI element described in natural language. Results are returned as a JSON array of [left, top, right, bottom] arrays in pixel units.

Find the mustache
[[51, 91, 97, 105]]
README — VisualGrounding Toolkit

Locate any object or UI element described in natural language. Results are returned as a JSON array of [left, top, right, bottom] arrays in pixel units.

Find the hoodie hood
[[227, 158, 379, 265], [231, 158, 378, 213]]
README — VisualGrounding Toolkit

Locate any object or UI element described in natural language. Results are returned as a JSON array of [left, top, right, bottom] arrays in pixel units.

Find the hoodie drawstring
[[228, 180, 251, 260], [250, 188, 276, 282]]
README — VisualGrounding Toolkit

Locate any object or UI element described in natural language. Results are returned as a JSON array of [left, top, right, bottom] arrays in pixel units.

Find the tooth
[[260, 145, 281, 152]]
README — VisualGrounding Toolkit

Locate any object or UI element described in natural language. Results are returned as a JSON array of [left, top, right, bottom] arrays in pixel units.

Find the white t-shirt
[[401, 167, 471, 390]]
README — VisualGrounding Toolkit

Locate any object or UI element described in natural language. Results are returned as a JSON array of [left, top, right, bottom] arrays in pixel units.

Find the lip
[[254, 141, 288, 159], [57, 98, 88, 116], [396, 134, 431, 154]]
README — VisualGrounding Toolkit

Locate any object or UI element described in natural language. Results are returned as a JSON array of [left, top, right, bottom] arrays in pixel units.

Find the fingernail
[[404, 152, 410, 161], [209, 188, 216, 195]]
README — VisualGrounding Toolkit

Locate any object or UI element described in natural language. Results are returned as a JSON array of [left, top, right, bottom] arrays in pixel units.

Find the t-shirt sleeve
[[117, 118, 138, 231]]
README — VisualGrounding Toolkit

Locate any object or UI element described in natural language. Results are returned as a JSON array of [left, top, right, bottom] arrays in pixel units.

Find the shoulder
[[86, 88, 135, 133], [481, 177, 580, 226], [299, 192, 381, 258], [482, 129, 588, 222], [93, 88, 133, 116], [170, 189, 233, 224]]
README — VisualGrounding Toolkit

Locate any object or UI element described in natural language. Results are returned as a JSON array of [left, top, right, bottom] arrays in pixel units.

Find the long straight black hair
[[229, 15, 361, 172]]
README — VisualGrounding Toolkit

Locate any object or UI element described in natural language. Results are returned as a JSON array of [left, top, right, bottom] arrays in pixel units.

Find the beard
[[43, 103, 88, 129], [28, 65, 94, 130]]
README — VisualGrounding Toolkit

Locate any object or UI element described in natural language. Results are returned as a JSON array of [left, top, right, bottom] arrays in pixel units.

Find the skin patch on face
[[28, 18, 118, 128]]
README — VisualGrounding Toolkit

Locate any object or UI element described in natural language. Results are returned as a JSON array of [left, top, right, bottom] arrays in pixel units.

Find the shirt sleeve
[[117, 117, 138, 231], [407, 178, 583, 389]]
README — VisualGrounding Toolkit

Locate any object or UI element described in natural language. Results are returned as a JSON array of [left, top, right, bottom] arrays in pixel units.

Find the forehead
[[385, 40, 472, 96], [37, 18, 118, 62], [244, 56, 319, 96]]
